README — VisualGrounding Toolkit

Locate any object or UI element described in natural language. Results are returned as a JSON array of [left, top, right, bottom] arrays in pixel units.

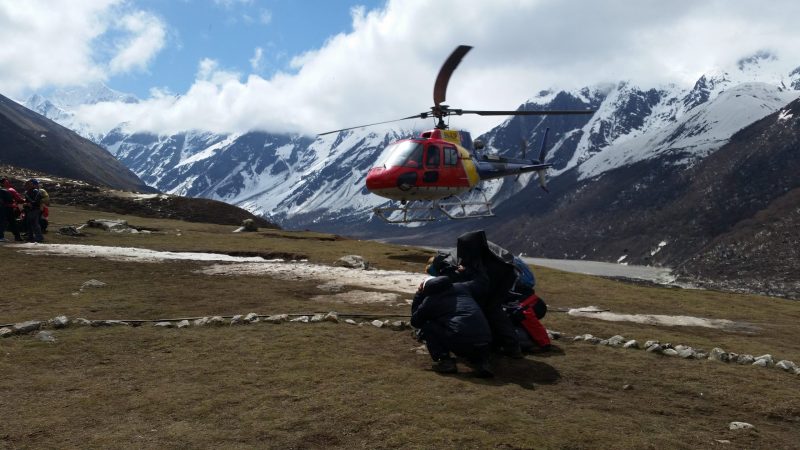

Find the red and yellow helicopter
[[320, 45, 594, 223]]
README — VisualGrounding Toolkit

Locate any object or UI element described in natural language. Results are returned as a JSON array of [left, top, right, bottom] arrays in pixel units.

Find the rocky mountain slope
[[0, 93, 151, 192]]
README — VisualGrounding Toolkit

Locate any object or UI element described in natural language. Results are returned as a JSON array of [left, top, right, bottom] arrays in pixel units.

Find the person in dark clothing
[[411, 274, 494, 377], [23, 179, 44, 243], [0, 177, 23, 241], [455, 231, 523, 358]]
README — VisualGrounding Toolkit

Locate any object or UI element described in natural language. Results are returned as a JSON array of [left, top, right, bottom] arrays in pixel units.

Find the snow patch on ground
[[567, 305, 754, 331]]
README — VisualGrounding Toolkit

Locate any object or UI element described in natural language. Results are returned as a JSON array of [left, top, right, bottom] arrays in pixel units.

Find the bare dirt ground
[[1, 205, 799, 449]]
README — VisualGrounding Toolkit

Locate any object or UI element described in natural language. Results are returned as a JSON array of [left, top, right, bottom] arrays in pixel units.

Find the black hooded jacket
[[410, 275, 491, 345], [456, 230, 517, 306]]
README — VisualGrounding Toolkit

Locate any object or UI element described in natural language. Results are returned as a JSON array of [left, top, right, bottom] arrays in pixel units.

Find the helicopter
[[319, 45, 595, 223]]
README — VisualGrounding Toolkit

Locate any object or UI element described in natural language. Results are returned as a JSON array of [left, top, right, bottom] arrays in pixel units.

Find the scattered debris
[[58, 226, 85, 237], [728, 421, 755, 431], [81, 279, 107, 291]]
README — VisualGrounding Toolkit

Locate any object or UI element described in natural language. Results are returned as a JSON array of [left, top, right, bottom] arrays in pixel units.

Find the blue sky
[[112, 0, 384, 98], [2, 0, 800, 137]]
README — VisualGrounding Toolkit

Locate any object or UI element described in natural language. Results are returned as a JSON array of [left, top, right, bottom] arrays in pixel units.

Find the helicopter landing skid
[[373, 193, 495, 224]]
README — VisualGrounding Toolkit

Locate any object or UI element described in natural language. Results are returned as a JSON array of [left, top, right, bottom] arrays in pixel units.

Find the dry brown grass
[[1, 206, 799, 449]]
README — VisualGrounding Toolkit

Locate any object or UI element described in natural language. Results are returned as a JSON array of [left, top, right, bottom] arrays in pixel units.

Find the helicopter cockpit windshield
[[380, 141, 424, 168]]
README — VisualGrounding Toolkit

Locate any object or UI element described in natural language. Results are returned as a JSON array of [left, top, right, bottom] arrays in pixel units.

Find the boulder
[[344, 319, 358, 325], [49, 315, 69, 329], [230, 315, 245, 325], [323, 312, 339, 323], [736, 354, 755, 365], [153, 321, 174, 328], [265, 314, 289, 324], [13, 320, 42, 334], [623, 340, 640, 349], [208, 316, 226, 326], [34, 331, 56, 342], [371, 320, 384, 328], [193, 317, 209, 326], [335, 255, 369, 270], [0, 327, 14, 338], [241, 219, 258, 232], [176, 320, 191, 329], [708, 348, 729, 362], [728, 422, 754, 431], [775, 360, 797, 372]]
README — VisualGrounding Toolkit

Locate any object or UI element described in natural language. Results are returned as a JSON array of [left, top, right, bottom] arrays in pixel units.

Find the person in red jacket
[[0, 177, 23, 241]]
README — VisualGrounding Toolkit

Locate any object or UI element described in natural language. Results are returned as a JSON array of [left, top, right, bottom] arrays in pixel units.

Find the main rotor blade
[[433, 45, 473, 106], [317, 113, 426, 136], [459, 109, 596, 116]]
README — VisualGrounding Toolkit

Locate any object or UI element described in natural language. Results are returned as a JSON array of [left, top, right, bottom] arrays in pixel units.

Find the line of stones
[[568, 332, 800, 376]]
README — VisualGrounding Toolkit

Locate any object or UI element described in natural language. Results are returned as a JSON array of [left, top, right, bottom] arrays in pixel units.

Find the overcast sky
[[2, 0, 800, 137]]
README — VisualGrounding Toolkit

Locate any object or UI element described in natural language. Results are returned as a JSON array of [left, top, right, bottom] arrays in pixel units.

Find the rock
[[677, 348, 696, 359], [646, 344, 663, 353], [371, 320, 384, 328], [752, 359, 769, 368], [323, 312, 339, 323], [335, 255, 369, 270], [244, 313, 259, 323], [695, 352, 708, 359], [230, 315, 245, 325], [390, 321, 406, 331], [572, 334, 586, 341], [153, 321, 174, 328], [674, 345, 687, 351], [176, 320, 190, 329], [208, 316, 226, 326], [193, 317, 209, 326], [715, 439, 731, 444], [775, 360, 797, 372], [73, 318, 92, 326], [344, 319, 357, 325], [728, 421, 754, 431], [264, 314, 289, 324], [86, 219, 130, 232], [662, 348, 679, 357], [290, 316, 310, 323], [81, 279, 106, 290], [412, 344, 428, 355], [58, 226, 85, 236], [728, 352, 739, 361], [241, 219, 258, 232], [13, 320, 42, 334], [0, 327, 14, 338], [644, 340, 659, 348], [754, 354, 774, 366], [736, 354, 755, 365], [623, 340, 640, 349], [708, 348, 729, 362], [585, 336, 601, 344], [49, 315, 69, 329], [622, 384, 633, 390], [598, 339, 609, 346], [310, 314, 326, 323], [546, 330, 562, 340], [794, 367, 800, 375], [34, 331, 56, 342], [607, 335, 626, 347], [91, 320, 129, 327]]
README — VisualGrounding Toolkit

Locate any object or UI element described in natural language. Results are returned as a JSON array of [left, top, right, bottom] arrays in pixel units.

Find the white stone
[[176, 320, 190, 329], [708, 348, 729, 362], [371, 320, 384, 328], [728, 422, 754, 431], [752, 359, 768, 368], [662, 348, 679, 357], [74, 318, 92, 326], [390, 321, 406, 331], [585, 336, 601, 344], [208, 316, 226, 326], [607, 335, 626, 347], [310, 314, 325, 323], [193, 317, 209, 326], [623, 340, 640, 349], [546, 330, 562, 340], [794, 367, 800, 375], [290, 316, 310, 323], [0, 327, 13, 338], [49, 316, 69, 329], [677, 348, 696, 359], [81, 279, 107, 290], [13, 321, 42, 334], [345, 319, 357, 325], [244, 313, 259, 323], [736, 354, 755, 365], [644, 340, 659, 348], [230, 315, 245, 325], [323, 312, 339, 323], [754, 354, 774, 366], [34, 331, 56, 342], [335, 255, 369, 270], [775, 360, 797, 371], [646, 344, 663, 353], [153, 321, 173, 328], [265, 314, 289, 324]]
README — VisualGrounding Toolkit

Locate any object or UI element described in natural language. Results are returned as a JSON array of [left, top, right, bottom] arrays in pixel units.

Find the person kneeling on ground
[[411, 274, 494, 377]]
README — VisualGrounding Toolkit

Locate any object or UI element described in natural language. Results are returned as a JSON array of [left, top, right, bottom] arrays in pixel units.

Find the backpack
[[38, 188, 50, 207], [510, 256, 536, 296], [0, 188, 11, 206]]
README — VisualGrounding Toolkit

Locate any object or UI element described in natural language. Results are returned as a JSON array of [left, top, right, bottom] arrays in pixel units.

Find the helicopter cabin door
[[422, 144, 441, 184]]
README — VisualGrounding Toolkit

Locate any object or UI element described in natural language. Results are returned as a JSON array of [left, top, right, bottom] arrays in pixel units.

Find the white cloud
[[75, 0, 800, 137], [249, 47, 264, 72], [108, 11, 166, 74], [0, 0, 165, 96], [213, 0, 252, 9], [259, 9, 272, 25]]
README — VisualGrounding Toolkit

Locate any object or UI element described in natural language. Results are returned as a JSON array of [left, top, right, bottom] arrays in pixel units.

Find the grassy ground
[[1, 206, 799, 449]]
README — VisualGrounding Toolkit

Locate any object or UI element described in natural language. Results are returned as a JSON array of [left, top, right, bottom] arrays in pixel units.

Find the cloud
[[109, 11, 166, 74], [76, 0, 800, 137], [249, 47, 264, 72], [0, 0, 165, 96], [258, 9, 272, 25], [213, 0, 253, 9]]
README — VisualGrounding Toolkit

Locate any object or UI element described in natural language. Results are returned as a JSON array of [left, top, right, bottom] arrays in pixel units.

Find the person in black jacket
[[23, 179, 44, 243], [411, 275, 494, 377]]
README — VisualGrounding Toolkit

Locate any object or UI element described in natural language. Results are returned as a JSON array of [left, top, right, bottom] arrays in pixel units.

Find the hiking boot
[[466, 359, 494, 378], [432, 357, 458, 374]]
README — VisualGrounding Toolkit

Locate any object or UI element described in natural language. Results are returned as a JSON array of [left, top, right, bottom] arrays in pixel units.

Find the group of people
[[0, 177, 49, 243], [410, 230, 551, 377]]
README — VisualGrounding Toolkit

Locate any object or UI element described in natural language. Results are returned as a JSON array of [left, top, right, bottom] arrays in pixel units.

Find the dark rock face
[[0, 93, 152, 192]]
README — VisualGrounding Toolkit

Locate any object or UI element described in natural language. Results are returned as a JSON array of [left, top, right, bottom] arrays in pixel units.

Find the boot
[[432, 357, 458, 374]]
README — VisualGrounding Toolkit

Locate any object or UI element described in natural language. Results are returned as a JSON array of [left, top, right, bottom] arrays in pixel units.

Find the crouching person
[[411, 275, 494, 377]]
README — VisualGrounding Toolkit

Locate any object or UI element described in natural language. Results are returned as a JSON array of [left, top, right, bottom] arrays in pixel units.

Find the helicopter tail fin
[[537, 127, 550, 163]]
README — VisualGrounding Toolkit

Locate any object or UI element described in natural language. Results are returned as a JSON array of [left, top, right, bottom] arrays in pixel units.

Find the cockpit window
[[381, 141, 424, 168]]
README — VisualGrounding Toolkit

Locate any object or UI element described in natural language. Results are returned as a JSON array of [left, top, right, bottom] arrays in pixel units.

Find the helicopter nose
[[365, 167, 385, 191]]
